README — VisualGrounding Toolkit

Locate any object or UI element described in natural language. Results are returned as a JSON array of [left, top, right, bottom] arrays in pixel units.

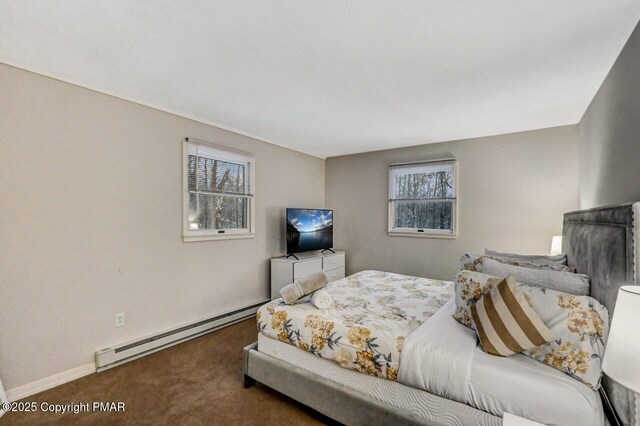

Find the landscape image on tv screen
[[286, 209, 333, 254]]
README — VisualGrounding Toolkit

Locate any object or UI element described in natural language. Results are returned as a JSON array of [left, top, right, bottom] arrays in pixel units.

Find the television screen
[[286, 208, 333, 254]]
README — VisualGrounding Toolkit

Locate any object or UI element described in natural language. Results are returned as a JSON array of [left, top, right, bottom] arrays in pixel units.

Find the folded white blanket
[[398, 298, 476, 403], [310, 289, 332, 310]]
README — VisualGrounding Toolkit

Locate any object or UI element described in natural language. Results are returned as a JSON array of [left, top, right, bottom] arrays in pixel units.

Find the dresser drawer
[[325, 267, 345, 282], [293, 258, 323, 280], [323, 253, 345, 271]]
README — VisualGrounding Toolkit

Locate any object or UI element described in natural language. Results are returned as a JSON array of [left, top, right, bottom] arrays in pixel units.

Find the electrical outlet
[[115, 313, 125, 328]]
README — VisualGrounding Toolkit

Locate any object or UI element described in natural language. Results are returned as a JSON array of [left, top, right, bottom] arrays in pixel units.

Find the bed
[[244, 203, 640, 425]]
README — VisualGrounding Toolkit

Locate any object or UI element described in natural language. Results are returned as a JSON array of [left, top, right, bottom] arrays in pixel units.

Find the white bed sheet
[[400, 299, 604, 426]]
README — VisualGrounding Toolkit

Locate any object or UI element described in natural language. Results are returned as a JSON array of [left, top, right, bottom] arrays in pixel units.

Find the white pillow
[[477, 257, 589, 295]]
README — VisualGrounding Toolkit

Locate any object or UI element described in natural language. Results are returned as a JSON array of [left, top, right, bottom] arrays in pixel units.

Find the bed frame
[[244, 202, 639, 426], [243, 341, 500, 425]]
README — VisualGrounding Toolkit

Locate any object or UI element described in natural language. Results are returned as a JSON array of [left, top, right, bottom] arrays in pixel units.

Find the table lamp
[[602, 285, 640, 392], [550, 236, 563, 256], [602, 286, 640, 393]]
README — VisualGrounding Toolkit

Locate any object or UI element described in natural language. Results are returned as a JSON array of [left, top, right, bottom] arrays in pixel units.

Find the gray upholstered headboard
[[563, 202, 640, 426]]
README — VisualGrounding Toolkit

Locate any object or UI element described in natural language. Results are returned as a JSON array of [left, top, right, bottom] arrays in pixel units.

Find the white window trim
[[387, 159, 458, 239], [182, 138, 256, 242]]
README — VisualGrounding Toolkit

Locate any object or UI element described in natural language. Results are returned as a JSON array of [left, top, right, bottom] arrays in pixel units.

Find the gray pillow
[[461, 253, 574, 273], [477, 257, 589, 295], [484, 249, 567, 267]]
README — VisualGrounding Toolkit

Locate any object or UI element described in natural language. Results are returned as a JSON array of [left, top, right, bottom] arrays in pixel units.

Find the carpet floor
[[2, 318, 337, 425]]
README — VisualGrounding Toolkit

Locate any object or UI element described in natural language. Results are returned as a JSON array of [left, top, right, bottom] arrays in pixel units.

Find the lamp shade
[[602, 286, 640, 393], [550, 235, 563, 256]]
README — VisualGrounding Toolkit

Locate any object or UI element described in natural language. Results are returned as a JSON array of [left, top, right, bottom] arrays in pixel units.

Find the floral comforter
[[257, 270, 453, 381]]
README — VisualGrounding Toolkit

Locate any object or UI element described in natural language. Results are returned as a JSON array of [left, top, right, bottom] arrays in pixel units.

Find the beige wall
[[326, 126, 579, 280], [579, 21, 640, 208], [0, 61, 584, 393], [0, 63, 325, 390]]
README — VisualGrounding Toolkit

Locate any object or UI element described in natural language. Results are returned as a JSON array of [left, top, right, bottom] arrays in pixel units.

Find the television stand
[[321, 248, 335, 254], [286, 253, 299, 260]]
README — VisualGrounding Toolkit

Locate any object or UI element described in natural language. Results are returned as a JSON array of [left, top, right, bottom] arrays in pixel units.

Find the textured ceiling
[[1, 1, 640, 158]]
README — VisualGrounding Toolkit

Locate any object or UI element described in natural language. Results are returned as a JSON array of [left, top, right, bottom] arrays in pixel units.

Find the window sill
[[183, 233, 254, 242], [387, 231, 457, 239]]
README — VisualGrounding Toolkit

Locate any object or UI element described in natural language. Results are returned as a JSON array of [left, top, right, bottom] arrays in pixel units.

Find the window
[[183, 138, 255, 241], [388, 160, 457, 237]]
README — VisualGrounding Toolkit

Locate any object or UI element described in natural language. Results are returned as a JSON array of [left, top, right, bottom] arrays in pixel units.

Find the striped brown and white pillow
[[471, 276, 555, 357]]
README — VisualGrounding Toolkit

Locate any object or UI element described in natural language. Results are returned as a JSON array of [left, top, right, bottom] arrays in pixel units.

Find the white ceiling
[[1, 1, 640, 158]]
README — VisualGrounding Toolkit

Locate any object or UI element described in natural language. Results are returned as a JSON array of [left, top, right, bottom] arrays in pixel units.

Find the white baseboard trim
[[6, 363, 96, 402], [5, 303, 262, 401], [0, 377, 7, 418]]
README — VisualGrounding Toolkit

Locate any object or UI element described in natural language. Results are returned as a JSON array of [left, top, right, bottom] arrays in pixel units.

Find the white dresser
[[270, 250, 345, 300]]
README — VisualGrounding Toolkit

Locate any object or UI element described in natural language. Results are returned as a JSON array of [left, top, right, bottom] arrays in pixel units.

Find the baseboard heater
[[95, 301, 266, 372]]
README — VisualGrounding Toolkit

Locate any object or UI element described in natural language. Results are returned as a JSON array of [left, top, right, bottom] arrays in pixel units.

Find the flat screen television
[[286, 208, 333, 254]]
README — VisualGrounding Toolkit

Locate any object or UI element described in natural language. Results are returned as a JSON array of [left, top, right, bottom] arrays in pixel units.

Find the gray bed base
[[243, 342, 500, 426], [243, 202, 639, 426]]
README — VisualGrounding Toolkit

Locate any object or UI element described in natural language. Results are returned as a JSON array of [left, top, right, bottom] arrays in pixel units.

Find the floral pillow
[[452, 270, 504, 328], [452, 270, 609, 389], [521, 285, 609, 390]]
